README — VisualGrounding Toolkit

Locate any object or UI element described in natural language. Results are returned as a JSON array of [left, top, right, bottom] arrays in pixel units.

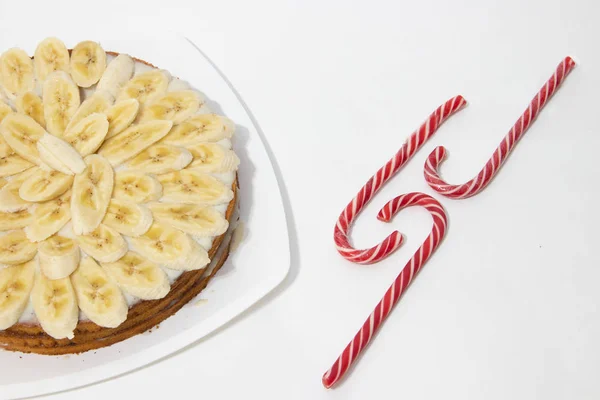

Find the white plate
[[0, 33, 291, 400]]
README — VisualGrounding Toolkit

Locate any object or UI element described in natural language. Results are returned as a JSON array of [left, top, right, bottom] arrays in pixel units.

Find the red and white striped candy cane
[[424, 56, 576, 199], [323, 192, 448, 388], [334, 95, 466, 264]]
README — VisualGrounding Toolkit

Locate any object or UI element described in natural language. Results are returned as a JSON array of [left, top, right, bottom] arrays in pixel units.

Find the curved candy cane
[[323, 193, 448, 388], [424, 56, 576, 199], [335, 95, 466, 264]]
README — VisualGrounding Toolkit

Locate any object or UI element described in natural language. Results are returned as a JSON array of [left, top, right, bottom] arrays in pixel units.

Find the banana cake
[[0, 37, 240, 354]]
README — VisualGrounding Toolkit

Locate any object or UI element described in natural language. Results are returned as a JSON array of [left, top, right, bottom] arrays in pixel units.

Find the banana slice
[[161, 114, 234, 146], [31, 271, 78, 339], [116, 69, 170, 105], [96, 54, 134, 99], [15, 91, 45, 127], [187, 143, 240, 173], [105, 98, 139, 139], [167, 78, 190, 92], [0, 167, 37, 212], [43, 71, 80, 136], [148, 203, 228, 237], [124, 144, 192, 174], [0, 101, 12, 124], [130, 222, 209, 270], [38, 235, 80, 280], [24, 190, 71, 242], [71, 256, 127, 328], [19, 168, 73, 202], [113, 171, 162, 203], [0, 177, 6, 189], [69, 41, 106, 88], [0, 134, 34, 177], [0, 113, 45, 165], [0, 48, 34, 97], [34, 37, 70, 82], [158, 170, 233, 205], [102, 199, 152, 237], [139, 91, 201, 124], [98, 120, 173, 166], [101, 251, 169, 300], [0, 209, 33, 231], [0, 230, 37, 265], [0, 260, 35, 329], [75, 224, 127, 263], [37, 132, 86, 175], [64, 91, 113, 133], [71, 155, 114, 235], [62, 113, 109, 156]]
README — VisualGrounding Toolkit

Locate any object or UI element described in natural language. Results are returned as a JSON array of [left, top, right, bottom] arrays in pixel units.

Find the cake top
[[0, 37, 239, 340]]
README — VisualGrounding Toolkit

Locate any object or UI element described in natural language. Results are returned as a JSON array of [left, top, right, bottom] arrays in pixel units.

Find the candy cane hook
[[424, 56, 576, 199], [323, 193, 448, 388], [335, 95, 465, 264]]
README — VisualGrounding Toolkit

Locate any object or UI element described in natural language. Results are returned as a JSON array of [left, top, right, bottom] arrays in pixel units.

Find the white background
[[1, 0, 599, 399]]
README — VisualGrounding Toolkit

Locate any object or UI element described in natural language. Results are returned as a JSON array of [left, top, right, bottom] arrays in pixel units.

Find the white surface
[[0, 33, 290, 399], [1, 0, 599, 399]]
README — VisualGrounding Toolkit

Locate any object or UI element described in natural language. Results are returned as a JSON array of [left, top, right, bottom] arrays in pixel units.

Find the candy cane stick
[[323, 192, 448, 388], [335, 95, 465, 264], [424, 56, 576, 199]]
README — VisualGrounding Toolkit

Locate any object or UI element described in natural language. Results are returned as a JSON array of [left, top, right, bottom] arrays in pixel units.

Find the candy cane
[[424, 56, 576, 199], [334, 95, 466, 264], [323, 192, 448, 388]]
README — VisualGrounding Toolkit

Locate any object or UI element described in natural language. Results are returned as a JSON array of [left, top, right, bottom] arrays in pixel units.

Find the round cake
[[0, 37, 240, 354]]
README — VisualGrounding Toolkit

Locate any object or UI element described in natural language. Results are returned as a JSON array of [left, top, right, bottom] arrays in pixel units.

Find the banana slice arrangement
[[0, 37, 239, 340]]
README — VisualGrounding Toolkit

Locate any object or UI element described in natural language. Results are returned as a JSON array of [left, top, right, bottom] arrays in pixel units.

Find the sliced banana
[[62, 113, 109, 156], [148, 203, 228, 237], [71, 256, 127, 328], [0, 209, 33, 231], [0, 134, 34, 177], [15, 91, 46, 127], [113, 171, 162, 203], [96, 54, 134, 99], [167, 78, 190, 92], [69, 41, 106, 88], [130, 222, 209, 270], [71, 155, 114, 235], [43, 71, 80, 136], [161, 114, 234, 146], [0, 167, 37, 212], [98, 120, 173, 166], [34, 37, 70, 82], [19, 168, 73, 202], [124, 144, 192, 174], [64, 91, 113, 133], [102, 199, 152, 237], [0, 113, 45, 165], [38, 235, 80, 280], [139, 91, 201, 124], [0, 101, 12, 124], [116, 69, 170, 105], [0, 260, 35, 329], [158, 170, 234, 205], [102, 251, 169, 300], [0, 48, 35, 97], [105, 98, 139, 139], [187, 143, 240, 173], [24, 190, 71, 242], [37, 132, 86, 174], [0, 230, 37, 265], [0, 177, 6, 189], [75, 224, 127, 263], [31, 272, 78, 339]]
